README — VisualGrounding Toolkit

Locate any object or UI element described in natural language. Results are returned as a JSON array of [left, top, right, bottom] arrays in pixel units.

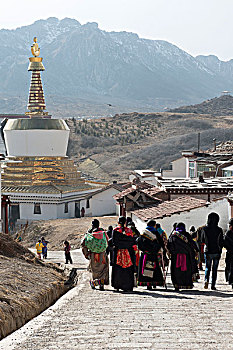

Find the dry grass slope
[[0, 234, 67, 339], [67, 108, 233, 181]]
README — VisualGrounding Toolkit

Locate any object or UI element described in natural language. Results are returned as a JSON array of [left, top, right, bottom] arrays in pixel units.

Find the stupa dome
[[4, 118, 69, 157]]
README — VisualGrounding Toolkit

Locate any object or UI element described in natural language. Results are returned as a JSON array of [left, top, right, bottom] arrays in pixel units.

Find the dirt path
[[1, 254, 233, 349], [20, 216, 118, 250]]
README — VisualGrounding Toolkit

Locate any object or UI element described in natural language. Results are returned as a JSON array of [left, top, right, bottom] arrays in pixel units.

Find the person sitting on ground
[[201, 212, 224, 290], [167, 222, 197, 291], [64, 241, 73, 264], [82, 219, 109, 291], [36, 239, 44, 259], [224, 218, 233, 289]]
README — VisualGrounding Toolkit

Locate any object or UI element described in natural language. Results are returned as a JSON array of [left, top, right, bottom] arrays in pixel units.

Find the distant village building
[[129, 170, 161, 185], [114, 176, 233, 231], [113, 180, 169, 216], [114, 138, 233, 232], [1, 38, 100, 223], [162, 141, 233, 179]]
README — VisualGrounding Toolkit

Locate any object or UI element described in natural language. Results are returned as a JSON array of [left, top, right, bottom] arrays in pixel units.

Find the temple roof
[[2, 183, 94, 195], [132, 196, 208, 221]]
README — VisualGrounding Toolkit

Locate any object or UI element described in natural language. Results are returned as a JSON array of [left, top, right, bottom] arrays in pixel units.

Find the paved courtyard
[[0, 251, 233, 350]]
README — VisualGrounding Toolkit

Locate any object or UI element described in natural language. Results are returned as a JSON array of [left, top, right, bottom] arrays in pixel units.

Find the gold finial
[[28, 37, 44, 71], [31, 37, 40, 57]]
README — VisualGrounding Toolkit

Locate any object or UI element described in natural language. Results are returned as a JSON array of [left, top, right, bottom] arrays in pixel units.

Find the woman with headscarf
[[82, 219, 109, 291], [167, 222, 197, 291], [137, 220, 165, 290], [224, 218, 233, 289], [111, 216, 136, 292]]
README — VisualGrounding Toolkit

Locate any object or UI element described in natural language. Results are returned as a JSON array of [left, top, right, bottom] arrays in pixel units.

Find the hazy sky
[[1, 0, 232, 61]]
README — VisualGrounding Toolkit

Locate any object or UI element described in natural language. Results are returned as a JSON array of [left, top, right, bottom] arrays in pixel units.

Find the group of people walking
[[81, 213, 233, 292]]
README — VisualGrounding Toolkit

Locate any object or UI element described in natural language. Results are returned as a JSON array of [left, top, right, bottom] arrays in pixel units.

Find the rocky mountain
[[196, 55, 233, 80], [0, 17, 233, 116], [169, 94, 233, 116]]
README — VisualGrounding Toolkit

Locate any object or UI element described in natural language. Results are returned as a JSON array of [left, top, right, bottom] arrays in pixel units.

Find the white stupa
[[3, 37, 69, 158], [1, 38, 96, 222]]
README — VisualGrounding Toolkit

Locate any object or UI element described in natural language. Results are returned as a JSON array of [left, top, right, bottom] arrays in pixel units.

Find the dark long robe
[[111, 226, 136, 291], [224, 229, 233, 285], [167, 230, 196, 289], [137, 226, 165, 287]]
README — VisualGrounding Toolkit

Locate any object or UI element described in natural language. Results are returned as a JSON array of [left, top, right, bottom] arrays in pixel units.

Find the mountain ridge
[[0, 17, 233, 116], [169, 94, 233, 116]]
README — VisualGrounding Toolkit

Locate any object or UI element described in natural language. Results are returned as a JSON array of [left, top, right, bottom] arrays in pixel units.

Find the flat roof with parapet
[[133, 169, 161, 177], [157, 177, 233, 190], [222, 165, 233, 171]]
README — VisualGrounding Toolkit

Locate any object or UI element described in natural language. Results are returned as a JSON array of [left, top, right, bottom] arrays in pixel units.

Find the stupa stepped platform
[[1, 156, 86, 187]]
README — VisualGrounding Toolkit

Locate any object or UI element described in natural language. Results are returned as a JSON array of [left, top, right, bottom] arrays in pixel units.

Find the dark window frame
[[34, 203, 41, 214], [64, 203, 68, 213]]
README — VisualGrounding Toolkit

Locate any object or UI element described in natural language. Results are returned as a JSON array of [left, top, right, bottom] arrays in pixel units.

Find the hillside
[[66, 110, 233, 181], [0, 233, 67, 339], [169, 95, 233, 116], [0, 17, 233, 116]]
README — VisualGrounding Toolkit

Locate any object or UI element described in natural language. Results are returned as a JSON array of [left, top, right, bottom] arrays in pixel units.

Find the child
[[36, 239, 44, 259], [64, 241, 73, 264]]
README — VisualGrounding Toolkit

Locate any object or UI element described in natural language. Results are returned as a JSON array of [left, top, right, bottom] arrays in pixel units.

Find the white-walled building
[[162, 157, 187, 178], [79, 183, 124, 217], [4, 185, 99, 222], [131, 196, 230, 234], [129, 170, 161, 186]]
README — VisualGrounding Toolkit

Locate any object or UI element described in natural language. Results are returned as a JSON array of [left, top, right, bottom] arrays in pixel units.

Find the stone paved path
[[1, 253, 233, 350]]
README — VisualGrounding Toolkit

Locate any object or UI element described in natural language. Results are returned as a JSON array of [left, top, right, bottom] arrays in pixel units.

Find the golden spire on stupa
[[26, 37, 48, 117]]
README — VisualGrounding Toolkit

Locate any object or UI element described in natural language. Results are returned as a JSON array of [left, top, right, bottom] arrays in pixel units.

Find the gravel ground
[[20, 216, 118, 250], [1, 251, 233, 350]]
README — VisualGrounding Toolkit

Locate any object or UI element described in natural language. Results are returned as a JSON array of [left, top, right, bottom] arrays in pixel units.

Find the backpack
[[85, 231, 108, 253]]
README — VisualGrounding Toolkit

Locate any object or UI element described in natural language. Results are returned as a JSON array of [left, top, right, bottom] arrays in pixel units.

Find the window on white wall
[[86, 199, 90, 209], [64, 203, 68, 213], [189, 162, 195, 178], [34, 203, 41, 214]]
